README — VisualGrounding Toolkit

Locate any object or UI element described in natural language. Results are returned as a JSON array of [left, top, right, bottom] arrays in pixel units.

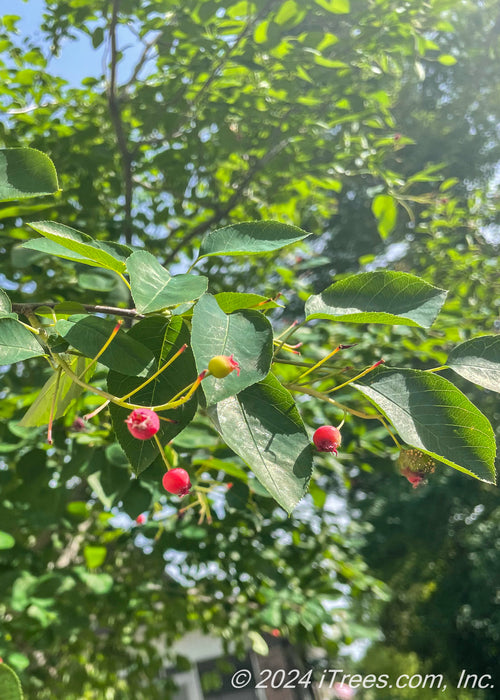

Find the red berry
[[226, 482, 233, 489], [397, 448, 435, 489], [313, 425, 342, 454], [208, 354, 240, 378], [162, 468, 191, 496], [71, 416, 86, 432], [125, 408, 160, 440], [271, 629, 280, 638], [136, 514, 146, 525]]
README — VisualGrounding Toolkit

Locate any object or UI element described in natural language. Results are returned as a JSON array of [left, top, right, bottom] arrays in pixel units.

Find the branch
[[163, 137, 291, 265], [12, 302, 144, 319], [107, 0, 134, 246], [123, 32, 160, 91]]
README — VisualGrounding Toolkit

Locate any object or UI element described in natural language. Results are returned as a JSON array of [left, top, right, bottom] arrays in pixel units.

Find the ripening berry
[[208, 354, 240, 378], [125, 408, 160, 440], [313, 425, 342, 455], [136, 514, 146, 525], [271, 629, 281, 638], [397, 447, 435, 488], [162, 468, 191, 496]]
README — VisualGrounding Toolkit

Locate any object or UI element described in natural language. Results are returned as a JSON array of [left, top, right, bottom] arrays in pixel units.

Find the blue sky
[[14, 0, 141, 86]]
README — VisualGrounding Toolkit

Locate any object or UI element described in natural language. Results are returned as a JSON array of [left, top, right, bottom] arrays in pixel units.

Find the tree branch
[[163, 136, 291, 265], [123, 32, 160, 91], [107, 0, 134, 246], [12, 302, 144, 319]]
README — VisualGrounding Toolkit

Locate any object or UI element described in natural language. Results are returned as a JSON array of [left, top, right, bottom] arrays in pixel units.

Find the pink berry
[[162, 468, 191, 496], [136, 514, 146, 525], [208, 354, 240, 378], [125, 408, 160, 440], [313, 425, 342, 455]]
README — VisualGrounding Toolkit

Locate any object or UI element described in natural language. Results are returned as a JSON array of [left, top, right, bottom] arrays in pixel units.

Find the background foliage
[[0, 0, 499, 697]]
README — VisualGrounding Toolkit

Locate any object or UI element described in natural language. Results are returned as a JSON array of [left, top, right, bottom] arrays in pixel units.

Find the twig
[[107, 0, 134, 246], [164, 137, 290, 264], [123, 32, 160, 90], [12, 302, 144, 319]]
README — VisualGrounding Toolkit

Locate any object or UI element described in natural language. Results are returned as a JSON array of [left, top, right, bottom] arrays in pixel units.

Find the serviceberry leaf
[[353, 366, 496, 483], [208, 372, 313, 513]]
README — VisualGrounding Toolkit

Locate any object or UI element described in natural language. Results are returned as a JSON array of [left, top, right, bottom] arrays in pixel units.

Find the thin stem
[[12, 302, 144, 320], [379, 415, 401, 449], [153, 433, 171, 471], [326, 360, 384, 394], [118, 272, 132, 291], [47, 367, 62, 445], [156, 371, 207, 410], [78, 320, 123, 379], [55, 355, 118, 403], [119, 344, 187, 401], [425, 365, 448, 373], [84, 400, 110, 421], [286, 383, 379, 420], [273, 320, 300, 358], [295, 344, 355, 382], [17, 320, 41, 335]]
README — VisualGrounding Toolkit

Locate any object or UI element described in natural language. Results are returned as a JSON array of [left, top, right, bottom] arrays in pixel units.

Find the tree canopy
[[0, 1, 499, 698]]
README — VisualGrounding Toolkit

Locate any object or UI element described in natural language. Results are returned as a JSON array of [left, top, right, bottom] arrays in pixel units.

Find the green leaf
[[0, 288, 12, 314], [199, 221, 311, 259], [127, 250, 208, 313], [372, 194, 397, 239], [27, 221, 130, 274], [0, 147, 58, 202], [248, 631, 269, 656], [21, 237, 106, 268], [108, 316, 198, 475], [83, 546, 107, 569], [74, 567, 113, 594], [78, 271, 116, 292], [0, 318, 45, 364], [214, 292, 283, 313], [207, 373, 313, 513], [305, 271, 447, 327], [191, 294, 274, 404], [314, 0, 350, 13], [19, 356, 94, 427], [56, 316, 155, 377], [121, 480, 153, 518], [438, 54, 457, 65], [447, 335, 500, 393], [353, 367, 496, 483], [0, 662, 23, 700], [0, 531, 15, 549], [0, 296, 17, 320]]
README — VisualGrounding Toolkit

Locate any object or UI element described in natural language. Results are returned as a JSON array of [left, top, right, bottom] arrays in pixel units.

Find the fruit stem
[[118, 344, 188, 401], [326, 359, 384, 394], [84, 400, 110, 421], [294, 344, 356, 382], [379, 416, 401, 448], [153, 433, 172, 470], [77, 320, 123, 379], [47, 366, 62, 444], [17, 320, 42, 335], [155, 370, 207, 410], [117, 272, 131, 291], [273, 319, 305, 358], [286, 383, 379, 420]]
